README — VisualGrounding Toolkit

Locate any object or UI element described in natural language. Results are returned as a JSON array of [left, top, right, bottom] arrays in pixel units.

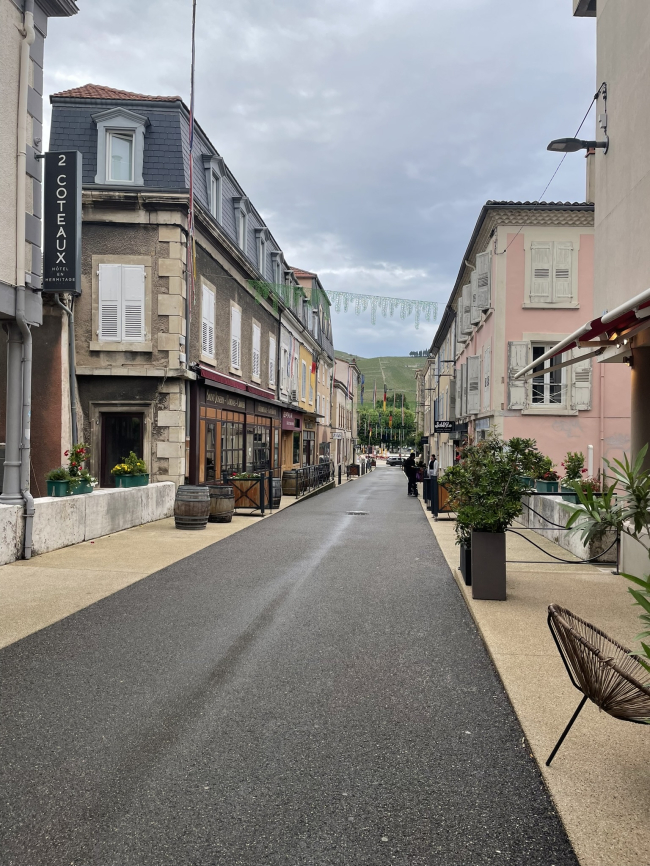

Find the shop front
[[191, 382, 282, 484], [281, 410, 303, 470]]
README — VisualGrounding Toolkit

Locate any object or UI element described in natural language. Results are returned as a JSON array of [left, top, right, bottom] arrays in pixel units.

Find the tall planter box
[[535, 479, 558, 493], [471, 531, 506, 600], [459, 543, 472, 586], [232, 477, 271, 509]]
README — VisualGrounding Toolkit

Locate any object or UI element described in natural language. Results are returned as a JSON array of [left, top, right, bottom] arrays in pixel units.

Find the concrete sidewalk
[[420, 502, 649, 866]]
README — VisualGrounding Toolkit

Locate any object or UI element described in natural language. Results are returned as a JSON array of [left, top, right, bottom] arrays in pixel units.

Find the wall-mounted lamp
[[547, 137, 609, 155]]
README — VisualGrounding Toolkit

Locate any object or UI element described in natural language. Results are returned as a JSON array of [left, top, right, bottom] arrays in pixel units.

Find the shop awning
[[198, 364, 301, 411], [514, 286, 650, 380]]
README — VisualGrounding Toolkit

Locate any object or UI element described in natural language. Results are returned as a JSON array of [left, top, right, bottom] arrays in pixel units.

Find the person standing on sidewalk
[[403, 452, 418, 497], [428, 454, 439, 518]]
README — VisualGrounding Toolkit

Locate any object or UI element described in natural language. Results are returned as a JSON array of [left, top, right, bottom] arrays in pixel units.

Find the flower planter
[[518, 475, 534, 488], [471, 530, 506, 600], [560, 486, 579, 503], [232, 477, 270, 509], [47, 479, 70, 497], [115, 474, 149, 488], [535, 479, 559, 493], [72, 481, 94, 495], [459, 543, 472, 586]]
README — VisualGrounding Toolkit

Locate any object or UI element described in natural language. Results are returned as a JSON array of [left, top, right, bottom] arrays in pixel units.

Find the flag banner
[[389, 413, 393, 429], [383, 385, 387, 411]]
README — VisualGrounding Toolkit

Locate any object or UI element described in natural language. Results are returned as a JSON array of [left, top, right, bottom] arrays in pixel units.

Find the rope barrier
[[506, 528, 618, 565]]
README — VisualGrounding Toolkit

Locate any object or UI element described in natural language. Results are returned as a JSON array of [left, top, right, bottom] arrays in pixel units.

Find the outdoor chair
[[546, 603, 650, 766]]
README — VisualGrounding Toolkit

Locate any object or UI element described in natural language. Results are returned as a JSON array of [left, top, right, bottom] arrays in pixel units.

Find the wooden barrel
[[272, 477, 282, 508], [205, 483, 234, 523], [282, 470, 298, 496], [174, 485, 210, 530]]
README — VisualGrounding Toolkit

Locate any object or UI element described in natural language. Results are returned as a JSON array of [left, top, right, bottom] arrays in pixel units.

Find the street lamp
[[547, 137, 609, 154]]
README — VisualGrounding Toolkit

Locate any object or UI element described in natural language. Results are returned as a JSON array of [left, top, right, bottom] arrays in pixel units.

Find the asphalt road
[[0, 468, 577, 866]]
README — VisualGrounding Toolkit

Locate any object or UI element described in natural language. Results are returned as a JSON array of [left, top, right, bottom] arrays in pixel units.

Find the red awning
[[515, 286, 650, 379]]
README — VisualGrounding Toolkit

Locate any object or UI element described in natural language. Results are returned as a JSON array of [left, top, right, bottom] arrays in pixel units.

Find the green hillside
[[335, 353, 423, 408]]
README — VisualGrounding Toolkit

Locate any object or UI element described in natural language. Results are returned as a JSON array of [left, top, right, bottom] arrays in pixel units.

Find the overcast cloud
[[44, 0, 596, 357]]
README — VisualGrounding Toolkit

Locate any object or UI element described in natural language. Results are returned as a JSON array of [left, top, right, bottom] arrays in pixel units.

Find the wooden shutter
[[467, 354, 481, 415], [508, 341, 530, 409], [476, 251, 491, 311], [230, 306, 241, 369], [470, 271, 481, 325], [122, 265, 145, 342], [461, 283, 472, 334], [98, 263, 121, 341], [530, 243, 552, 302], [252, 323, 261, 378], [269, 336, 276, 386], [201, 285, 215, 357], [482, 342, 491, 412], [553, 242, 574, 300], [572, 349, 592, 410]]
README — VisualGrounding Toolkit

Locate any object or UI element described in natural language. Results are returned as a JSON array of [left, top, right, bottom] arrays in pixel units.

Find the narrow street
[[0, 469, 576, 866]]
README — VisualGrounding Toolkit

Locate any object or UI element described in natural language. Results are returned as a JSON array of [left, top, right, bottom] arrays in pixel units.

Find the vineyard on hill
[[334, 353, 423, 408]]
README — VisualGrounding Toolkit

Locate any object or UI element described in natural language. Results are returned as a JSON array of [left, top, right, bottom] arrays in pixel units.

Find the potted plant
[[565, 445, 650, 676], [509, 437, 545, 489], [560, 451, 587, 501], [111, 452, 149, 487], [46, 466, 71, 497], [438, 459, 473, 584], [535, 457, 560, 493], [440, 434, 526, 599], [66, 443, 96, 495]]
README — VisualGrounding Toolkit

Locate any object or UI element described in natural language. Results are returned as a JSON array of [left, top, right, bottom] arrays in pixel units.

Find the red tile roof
[[290, 266, 316, 278], [51, 84, 182, 102]]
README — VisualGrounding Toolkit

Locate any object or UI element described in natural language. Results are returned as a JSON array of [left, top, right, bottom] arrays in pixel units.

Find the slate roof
[[290, 267, 317, 278], [51, 84, 183, 103]]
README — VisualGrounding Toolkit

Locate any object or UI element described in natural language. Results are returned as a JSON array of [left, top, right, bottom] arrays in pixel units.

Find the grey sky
[[45, 0, 596, 357]]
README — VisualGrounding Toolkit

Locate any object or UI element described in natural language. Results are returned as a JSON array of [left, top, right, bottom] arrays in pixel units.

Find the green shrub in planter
[[536, 479, 559, 493], [45, 467, 70, 497]]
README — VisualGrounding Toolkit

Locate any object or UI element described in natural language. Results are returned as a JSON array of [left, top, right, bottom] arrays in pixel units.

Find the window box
[[47, 480, 70, 497], [535, 479, 559, 493], [115, 473, 149, 488]]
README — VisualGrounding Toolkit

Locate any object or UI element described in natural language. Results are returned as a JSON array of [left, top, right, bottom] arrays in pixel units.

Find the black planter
[[471, 531, 506, 600], [459, 543, 472, 586]]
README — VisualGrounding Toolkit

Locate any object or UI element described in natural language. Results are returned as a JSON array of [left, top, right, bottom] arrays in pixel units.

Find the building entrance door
[[100, 413, 144, 487]]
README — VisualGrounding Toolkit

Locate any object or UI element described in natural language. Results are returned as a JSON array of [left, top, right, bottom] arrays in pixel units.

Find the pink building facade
[[430, 201, 630, 475]]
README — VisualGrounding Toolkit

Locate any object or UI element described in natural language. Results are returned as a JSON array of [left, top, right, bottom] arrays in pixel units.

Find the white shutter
[[252, 323, 261, 378], [269, 336, 276, 386], [230, 306, 241, 369], [455, 366, 461, 416], [449, 374, 457, 421], [508, 341, 530, 409], [301, 362, 307, 398], [476, 251, 491, 311], [530, 243, 552, 302], [122, 265, 145, 342], [98, 263, 121, 341], [482, 342, 491, 412], [467, 354, 481, 415], [470, 271, 481, 325], [461, 362, 468, 417], [553, 242, 574, 300], [201, 285, 215, 357], [572, 349, 592, 410], [461, 283, 472, 334]]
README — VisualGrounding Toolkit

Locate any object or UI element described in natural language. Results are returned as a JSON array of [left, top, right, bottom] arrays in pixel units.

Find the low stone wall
[[519, 493, 616, 563], [0, 482, 176, 565]]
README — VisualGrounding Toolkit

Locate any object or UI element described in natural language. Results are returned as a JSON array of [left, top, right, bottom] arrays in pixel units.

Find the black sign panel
[[434, 420, 454, 433], [42, 150, 82, 295]]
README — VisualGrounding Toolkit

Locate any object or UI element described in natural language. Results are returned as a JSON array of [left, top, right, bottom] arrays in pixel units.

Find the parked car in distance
[[386, 454, 403, 466]]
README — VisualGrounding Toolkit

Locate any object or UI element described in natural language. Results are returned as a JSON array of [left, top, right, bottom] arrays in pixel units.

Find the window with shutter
[[482, 342, 491, 412], [507, 341, 530, 409], [301, 361, 307, 399], [230, 306, 242, 370], [470, 271, 481, 325], [449, 376, 456, 422], [530, 243, 552, 301], [269, 336, 276, 386], [201, 285, 215, 357], [467, 355, 481, 415], [122, 265, 145, 341], [553, 242, 574, 300], [461, 283, 472, 334], [252, 322, 261, 379], [98, 264, 122, 341], [572, 349, 592, 410], [476, 251, 492, 311]]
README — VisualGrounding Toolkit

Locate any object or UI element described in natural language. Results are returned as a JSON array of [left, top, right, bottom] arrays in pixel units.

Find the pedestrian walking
[[403, 451, 418, 497], [428, 454, 439, 518]]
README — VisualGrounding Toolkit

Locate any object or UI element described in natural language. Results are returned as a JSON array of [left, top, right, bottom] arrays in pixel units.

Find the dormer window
[[108, 131, 134, 182], [255, 228, 269, 276], [203, 155, 225, 223], [233, 196, 250, 254], [271, 251, 282, 285], [92, 107, 147, 186]]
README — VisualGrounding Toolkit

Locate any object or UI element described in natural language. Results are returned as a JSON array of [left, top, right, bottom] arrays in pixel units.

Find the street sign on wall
[[434, 421, 454, 433], [42, 150, 82, 296]]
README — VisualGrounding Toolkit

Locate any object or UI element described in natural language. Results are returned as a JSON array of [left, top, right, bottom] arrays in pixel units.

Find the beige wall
[[0, 0, 22, 287], [592, 0, 650, 317]]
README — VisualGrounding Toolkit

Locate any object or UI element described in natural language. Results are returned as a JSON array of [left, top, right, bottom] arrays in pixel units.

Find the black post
[[338, 464, 342, 486], [260, 471, 265, 515]]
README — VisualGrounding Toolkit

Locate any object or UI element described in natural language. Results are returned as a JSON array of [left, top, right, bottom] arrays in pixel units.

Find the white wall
[[0, 0, 22, 286]]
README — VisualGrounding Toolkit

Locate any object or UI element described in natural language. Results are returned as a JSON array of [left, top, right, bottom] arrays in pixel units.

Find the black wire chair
[[546, 604, 650, 765]]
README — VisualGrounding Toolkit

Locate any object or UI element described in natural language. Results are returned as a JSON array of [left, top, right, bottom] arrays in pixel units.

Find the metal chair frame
[[546, 604, 650, 765]]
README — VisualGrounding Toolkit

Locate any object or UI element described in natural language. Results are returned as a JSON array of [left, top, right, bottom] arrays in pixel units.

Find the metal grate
[[347, 511, 368, 515]]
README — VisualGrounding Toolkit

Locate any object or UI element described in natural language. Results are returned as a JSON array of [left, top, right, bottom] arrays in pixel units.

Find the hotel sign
[[42, 150, 82, 296], [434, 421, 454, 433]]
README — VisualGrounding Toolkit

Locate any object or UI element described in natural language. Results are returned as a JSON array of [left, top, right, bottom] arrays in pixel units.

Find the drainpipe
[[4, 0, 36, 557], [54, 294, 78, 444]]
